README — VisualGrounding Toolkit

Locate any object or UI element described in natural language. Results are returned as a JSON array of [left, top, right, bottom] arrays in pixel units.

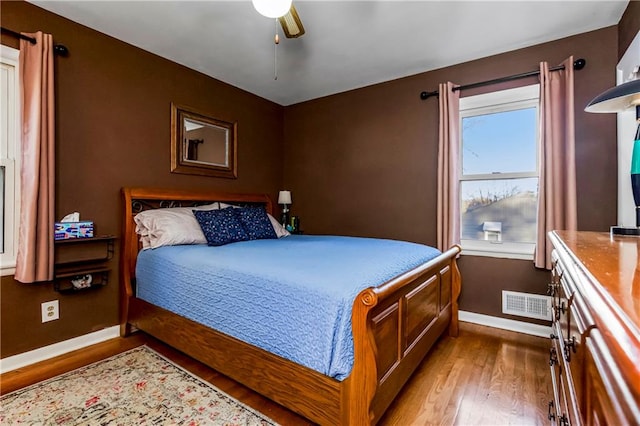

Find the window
[[459, 84, 539, 259], [1, 46, 20, 275]]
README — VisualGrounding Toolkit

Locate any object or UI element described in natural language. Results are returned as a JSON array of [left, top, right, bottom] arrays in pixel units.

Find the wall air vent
[[502, 290, 552, 321]]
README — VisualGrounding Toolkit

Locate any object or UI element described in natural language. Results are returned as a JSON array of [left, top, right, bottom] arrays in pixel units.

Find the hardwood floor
[[380, 323, 552, 425], [1, 322, 552, 425]]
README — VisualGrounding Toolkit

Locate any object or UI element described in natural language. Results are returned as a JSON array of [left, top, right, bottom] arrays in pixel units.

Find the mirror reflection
[[171, 104, 237, 179], [183, 118, 229, 166]]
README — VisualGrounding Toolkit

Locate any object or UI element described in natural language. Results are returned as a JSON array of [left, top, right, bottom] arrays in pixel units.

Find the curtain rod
[[419, 58, 586, 100], [1, 26, 69, 56]]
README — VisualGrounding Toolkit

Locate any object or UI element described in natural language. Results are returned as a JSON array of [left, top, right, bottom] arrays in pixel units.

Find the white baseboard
[[459, 310, 552, 338], [0, 325, 120, 373]]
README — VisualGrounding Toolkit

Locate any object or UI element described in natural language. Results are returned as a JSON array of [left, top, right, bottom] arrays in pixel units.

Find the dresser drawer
[[584, 330, 640, 425], [548, 340, 563, 425], [549, 253, 593, 426], [548, 323, 576, 426], [550, 250, 578, 300], [554, 296, 593, 426]]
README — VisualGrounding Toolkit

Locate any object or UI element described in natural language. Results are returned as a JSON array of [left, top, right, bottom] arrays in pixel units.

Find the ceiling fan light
[[252, 0, 292, 18]]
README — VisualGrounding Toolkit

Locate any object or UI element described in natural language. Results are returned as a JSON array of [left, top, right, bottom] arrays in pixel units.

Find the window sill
[[461, 241, 534, 260], [1, 264, 16, 277]]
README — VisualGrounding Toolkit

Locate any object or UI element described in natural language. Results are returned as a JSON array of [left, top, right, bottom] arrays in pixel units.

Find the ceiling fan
[[279, 4, 305, 38], [252, 0, 305, 38]]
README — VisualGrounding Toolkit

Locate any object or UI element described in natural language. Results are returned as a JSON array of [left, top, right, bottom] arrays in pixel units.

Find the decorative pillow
[[134, 202, 219, 249], [219, 202, 290, 238], [234, 207, 278, 240], [193, 208, 249, 246]]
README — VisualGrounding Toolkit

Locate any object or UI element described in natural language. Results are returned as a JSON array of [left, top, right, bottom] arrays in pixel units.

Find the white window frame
[[458, 84, 540, 260], [1, 45, 21, 276]]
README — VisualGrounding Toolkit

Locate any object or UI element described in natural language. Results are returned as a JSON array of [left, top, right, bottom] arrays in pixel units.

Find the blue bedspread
[[135, 235, 441, 380]]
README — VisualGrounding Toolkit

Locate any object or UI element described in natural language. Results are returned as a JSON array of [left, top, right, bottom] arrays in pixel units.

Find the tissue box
[[54, 221, 94, 240]]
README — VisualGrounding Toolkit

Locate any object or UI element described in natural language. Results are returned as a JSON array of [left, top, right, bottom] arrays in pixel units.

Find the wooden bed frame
[[120, 187, 462, 425]]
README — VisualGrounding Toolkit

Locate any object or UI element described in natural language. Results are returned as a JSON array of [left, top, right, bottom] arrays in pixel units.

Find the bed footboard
[[345, 245, 461, 424]]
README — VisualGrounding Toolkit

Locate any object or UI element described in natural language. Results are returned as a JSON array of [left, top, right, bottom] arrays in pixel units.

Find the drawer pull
[[549, 347, 558, 366], [559, 413, 569, 425], [563, 336, 576, 362], [551, 270, 563, 285], [554, 301, 566, 321], [548, 400, 556, 420]]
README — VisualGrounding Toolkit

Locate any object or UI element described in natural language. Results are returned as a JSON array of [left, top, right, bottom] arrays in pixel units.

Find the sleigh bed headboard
[[120, 187, 273, 294]]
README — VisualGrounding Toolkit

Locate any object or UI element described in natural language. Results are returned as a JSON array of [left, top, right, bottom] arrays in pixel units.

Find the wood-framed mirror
[[170, 103, 237, 178]]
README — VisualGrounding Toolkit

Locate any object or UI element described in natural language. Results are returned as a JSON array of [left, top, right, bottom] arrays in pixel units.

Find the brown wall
[[283, 27, 619, 320], [0, 1, 284, 358]]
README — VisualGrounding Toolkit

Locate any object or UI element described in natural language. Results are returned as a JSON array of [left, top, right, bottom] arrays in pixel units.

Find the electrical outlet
[[41, 300, 59, 323]]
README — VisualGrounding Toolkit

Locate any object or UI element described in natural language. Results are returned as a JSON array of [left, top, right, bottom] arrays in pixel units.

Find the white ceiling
[[30, 0, 628, 106]]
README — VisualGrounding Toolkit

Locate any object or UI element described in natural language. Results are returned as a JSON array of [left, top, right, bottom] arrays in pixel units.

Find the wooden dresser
[[547, 231, 640, 425]]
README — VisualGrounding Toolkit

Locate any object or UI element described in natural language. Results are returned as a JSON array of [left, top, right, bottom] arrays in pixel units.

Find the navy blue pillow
[[235, 207, 277, 240], [193, 208, 248, 246]]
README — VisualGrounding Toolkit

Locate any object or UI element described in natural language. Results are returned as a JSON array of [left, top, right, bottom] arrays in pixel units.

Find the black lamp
[[278, 190, 292, 227], [585, 78, 640, 236]]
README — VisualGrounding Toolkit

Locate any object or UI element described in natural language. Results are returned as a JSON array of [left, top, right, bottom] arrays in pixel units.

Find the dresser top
[[552, 230, 640, 335]]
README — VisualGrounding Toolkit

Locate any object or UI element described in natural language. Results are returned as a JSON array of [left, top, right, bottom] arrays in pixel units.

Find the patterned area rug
[[0, 345, 278, 425]]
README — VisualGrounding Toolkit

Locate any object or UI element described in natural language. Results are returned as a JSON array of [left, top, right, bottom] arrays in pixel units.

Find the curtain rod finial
[[420, 90, 438, 100], [54, 45, 69, 56], [574, 58, 586, 70]]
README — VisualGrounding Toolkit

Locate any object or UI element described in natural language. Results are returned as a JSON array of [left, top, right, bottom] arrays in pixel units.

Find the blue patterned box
[[54, 221, 94, 240]]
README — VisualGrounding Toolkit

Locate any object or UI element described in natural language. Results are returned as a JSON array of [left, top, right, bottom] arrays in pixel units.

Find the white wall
[[617, 31, 640, 227]]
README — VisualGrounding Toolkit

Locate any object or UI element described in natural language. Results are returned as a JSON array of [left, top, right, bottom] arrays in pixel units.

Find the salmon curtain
[[535, 57, 578, 269], [437, 82, 461, 251], [14, 32, 55, 283]]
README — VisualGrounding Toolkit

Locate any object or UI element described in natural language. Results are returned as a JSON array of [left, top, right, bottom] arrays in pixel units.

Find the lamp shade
[[278, 190, 292, 205], [585, 78, 640, 113], [252, 0, 292, 18]]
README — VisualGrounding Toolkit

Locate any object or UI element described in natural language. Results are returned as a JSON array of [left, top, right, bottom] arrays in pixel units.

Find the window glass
[[460, 177, 538, 244], [458, 85, 539, 259], [461, 108, 537, 175]]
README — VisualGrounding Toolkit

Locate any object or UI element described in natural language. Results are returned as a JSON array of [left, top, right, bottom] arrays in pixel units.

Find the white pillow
[[218, 202, 290, 238], [139, 234, 152, 250], [268, 213, 290, 238], [134, 202, 219, 249]]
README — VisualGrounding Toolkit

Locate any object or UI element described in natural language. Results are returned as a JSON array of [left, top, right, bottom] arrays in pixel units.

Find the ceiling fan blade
[[279, 4, 305, 38]]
